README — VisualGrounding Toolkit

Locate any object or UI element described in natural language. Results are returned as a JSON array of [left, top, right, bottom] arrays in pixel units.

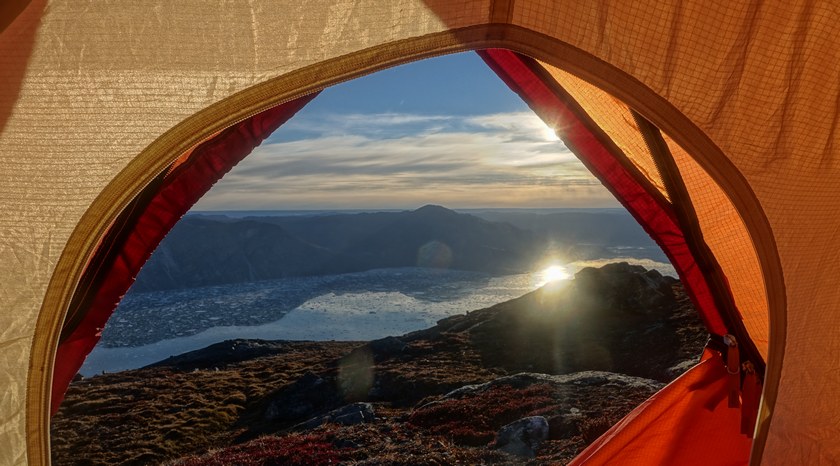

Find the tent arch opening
[[28, 36, 783, 466]]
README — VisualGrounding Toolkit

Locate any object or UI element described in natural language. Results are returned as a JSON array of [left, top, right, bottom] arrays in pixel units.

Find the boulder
[[547, 414, 580, 439], [293, 402, 376, 430], [495, 416, 549, 458], [368, 336, 407, 359], [264, 372, 341, 422]]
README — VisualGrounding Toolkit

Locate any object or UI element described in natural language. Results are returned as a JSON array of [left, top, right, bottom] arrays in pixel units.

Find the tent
[[0, 0, 836, 464]]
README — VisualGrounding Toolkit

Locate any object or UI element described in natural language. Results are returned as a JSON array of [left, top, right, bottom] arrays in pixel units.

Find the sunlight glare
[[541, 265, 570, 285], [541, 122, 560, 141]]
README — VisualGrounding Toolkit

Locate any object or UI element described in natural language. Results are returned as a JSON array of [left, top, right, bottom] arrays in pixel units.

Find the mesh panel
[[537, 61, 670, 201], [667, 134, 769, 358]]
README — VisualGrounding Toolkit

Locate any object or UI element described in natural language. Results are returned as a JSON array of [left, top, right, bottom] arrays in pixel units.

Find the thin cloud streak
[[193, 111, 619, 210]]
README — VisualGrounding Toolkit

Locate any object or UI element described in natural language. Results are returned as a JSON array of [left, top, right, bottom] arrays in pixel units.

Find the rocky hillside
[[52, 263, 706, 465]]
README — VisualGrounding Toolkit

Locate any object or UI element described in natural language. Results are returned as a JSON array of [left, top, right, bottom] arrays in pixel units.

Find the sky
[[192, 52, 618, 211]]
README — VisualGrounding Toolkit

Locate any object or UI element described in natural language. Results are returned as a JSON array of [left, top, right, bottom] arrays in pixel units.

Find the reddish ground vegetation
[[174, 431, 346, 466], [579, 416, 613, 444], [51, 342, 360, 466], [408, 384, 558, 445]]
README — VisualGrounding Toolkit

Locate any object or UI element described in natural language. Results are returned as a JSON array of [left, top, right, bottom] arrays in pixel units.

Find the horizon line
[[189, 206, 628, 213]]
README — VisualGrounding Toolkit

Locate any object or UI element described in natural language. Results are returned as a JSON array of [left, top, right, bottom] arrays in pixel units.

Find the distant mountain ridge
[[471, 210, 654, 247], [132, 205, 662, 293], [132, 206, 544, 292]]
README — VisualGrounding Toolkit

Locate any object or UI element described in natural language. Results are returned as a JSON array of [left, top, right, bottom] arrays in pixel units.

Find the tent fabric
[[3, 1, 840, 464], [3, 3, 464, 464], [665, 135, 770, 359], [569, 350, 752, 466], [481, 48, 756, 463]]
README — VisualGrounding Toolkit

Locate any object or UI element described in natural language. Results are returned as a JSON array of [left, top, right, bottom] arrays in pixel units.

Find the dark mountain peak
[[412, 204, 457, 216]]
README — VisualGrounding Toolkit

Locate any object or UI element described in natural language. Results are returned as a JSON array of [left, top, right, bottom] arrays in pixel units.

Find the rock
[[495, 416, 549, 458], [665, 358, 700, 378], [573, 262, 676, 314], [547, 414, 579, 439], [440, 372, 663, 401], [368, 336, 407, 359], [264, 372, 341, 422], [457, 262, 704, 381], [146, 339, 291, 371], [293, 402, 376, 430], [333, 402, 376, 425]]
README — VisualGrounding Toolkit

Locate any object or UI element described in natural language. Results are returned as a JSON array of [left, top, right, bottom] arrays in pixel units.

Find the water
[[82, 258, 675, 376]]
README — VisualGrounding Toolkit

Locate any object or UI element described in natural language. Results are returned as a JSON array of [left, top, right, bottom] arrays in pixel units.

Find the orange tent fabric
[[570, 350, 752, 466]]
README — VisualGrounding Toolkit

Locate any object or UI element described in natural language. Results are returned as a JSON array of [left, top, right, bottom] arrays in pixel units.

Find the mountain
[[132, 206, 670, 293], [471, 210, 667, 262], [250, 210, 406, 252], [471, 210, 653, 246], [132, 217, 337, 292], [133, 206, 543, 292], [52, 263, 706, 465], [333, 205, 540, 274]]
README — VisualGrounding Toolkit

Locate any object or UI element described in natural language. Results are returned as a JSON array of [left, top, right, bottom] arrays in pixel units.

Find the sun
[[541, 123, 561, 141], [541, 265, 570, 284]]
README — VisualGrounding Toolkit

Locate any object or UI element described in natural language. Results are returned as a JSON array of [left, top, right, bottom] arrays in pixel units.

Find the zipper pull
[[724, 334, 740, 408], [740, 361, 761, 436]]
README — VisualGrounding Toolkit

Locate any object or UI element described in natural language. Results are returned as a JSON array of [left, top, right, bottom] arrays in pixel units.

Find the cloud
[[192, 111, 619, 210], [276, 113, 454, 140]]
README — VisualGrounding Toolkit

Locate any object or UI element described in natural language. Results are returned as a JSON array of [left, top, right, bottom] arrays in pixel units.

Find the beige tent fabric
[[2, 0, 840, 464]]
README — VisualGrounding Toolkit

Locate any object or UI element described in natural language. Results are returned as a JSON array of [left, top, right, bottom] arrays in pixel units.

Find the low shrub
[[173, 432, 347, 466], [408, 383, 556, 445]]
